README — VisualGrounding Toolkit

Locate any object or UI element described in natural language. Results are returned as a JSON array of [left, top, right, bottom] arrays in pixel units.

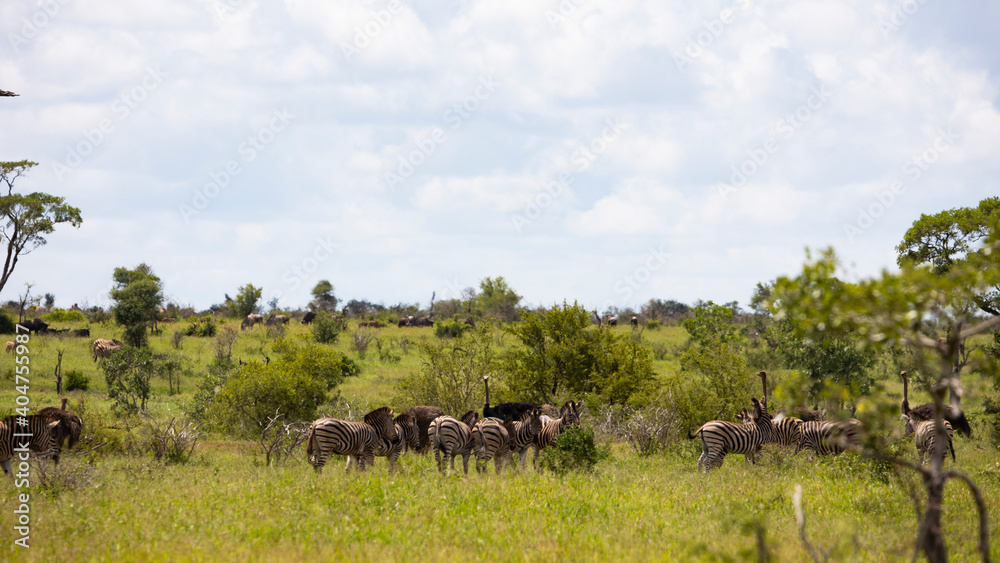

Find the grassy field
[[1, 319, 998, 561]]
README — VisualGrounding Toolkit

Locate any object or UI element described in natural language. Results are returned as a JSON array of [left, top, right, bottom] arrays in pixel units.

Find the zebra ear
[[47, 420, 60, 429]]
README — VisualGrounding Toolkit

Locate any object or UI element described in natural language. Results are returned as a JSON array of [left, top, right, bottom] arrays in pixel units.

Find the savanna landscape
[[1, 195, 1000, 561]]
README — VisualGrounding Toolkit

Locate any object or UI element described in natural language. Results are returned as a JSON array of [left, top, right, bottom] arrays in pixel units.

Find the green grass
[[1, 319, 998, 561]]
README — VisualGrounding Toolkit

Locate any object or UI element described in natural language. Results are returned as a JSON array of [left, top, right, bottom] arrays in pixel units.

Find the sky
[[1, 0, 998, 314]]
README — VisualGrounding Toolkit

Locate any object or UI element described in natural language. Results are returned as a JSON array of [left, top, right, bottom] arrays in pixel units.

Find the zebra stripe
[[306, 407, 395, 473], [0, 415, 61, 476], [912, 419, 955, 466], [503, 407, 542, 468], [472, 417, 511, 474], [430, 411, 478, 474], [373, 414, 418, 473], [531, 401, 580, 467], [689, 398, 776, 472], [772, 416, 803, 447], [795, 419, 861, 456]]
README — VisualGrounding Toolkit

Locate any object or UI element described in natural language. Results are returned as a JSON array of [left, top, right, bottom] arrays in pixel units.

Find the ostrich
[[482, 376, 535, 420], [900, 371, 971, 437]]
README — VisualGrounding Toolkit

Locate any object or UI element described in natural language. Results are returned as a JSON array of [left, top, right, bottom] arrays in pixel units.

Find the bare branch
[[943, 470, 992, 563]]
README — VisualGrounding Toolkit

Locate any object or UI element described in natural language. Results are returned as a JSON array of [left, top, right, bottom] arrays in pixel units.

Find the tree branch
[[943, 470, 992, 563]]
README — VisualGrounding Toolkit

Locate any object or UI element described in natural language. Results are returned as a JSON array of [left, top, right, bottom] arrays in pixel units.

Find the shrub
[[312, 312, 346, 344], [185, 315, 217, 337], [202, 339, 360, 435], [65, 369, 90, 391], [645, 319, 661, 330], [0, 309, 15, 334], [144, 417, 201, 464], [43, 308, 87, 323], [434, 318, 471, 339], [538, 426, 608, 474], [351, 326, 377, 358], [103, 347, 159, 414]]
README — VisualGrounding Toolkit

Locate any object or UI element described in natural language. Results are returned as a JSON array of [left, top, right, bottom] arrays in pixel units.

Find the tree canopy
[[110, 263, 164, 348], [0, 160, 83, 296]]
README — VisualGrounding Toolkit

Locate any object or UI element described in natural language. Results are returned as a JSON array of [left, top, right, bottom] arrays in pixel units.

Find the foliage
[[102, 346, 160, 414], [477, 276, 521, 322], [310, 279, 338, 311], [434, 318, 471, 338], [65, 369, 90, 391], [351, 326, 377, 359], [227, 283, 262, 319], [641, 298, 690, 323], [184, 315, 216, 337], [777, 335, 877, 397], [43, 308, 87, 323], [312, 311, 346, 344], [395, 321, 501, 415], [645, 319, 660, 330], [0, 160, 84, 295], [538, 426, 608, 474], [681, 300, 742, 347], [202, 338, 360, 435], [109, 264, 164, 348], [503, 301, 655, 405], [0, 308, 15, 334], [896, 196, 1000, 315]]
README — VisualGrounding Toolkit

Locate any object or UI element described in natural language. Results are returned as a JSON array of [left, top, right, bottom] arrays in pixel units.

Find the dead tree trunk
[[54, 349, 64, 395]]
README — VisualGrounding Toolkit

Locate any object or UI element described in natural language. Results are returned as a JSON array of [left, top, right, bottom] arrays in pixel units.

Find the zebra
[[503, 406, 542, 468], [795, 419, 861, 456], [373, 413, 419, 473], [429, 411, 478, 474], [91, 338, 123, 362], [472, 417, 511, 474], [911, 418, 955, 466], [0, 415, 61, 476], [306, 407, 396, 473], [530, 401, 580, 468], [688, 398, 776, 472]]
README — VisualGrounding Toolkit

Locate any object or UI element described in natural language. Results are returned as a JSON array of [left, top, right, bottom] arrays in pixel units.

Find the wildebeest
[[18, 318, 48, 334], [606, 316, 618, 326], [358, 320, 382, 328], [241, 313, 263, 330], [412, 316, 433, 327], [398, 315, 414, 327], [91, 339, 123, 362], [5, 341, 13, 354], [403, 405, 446, 453], [302, 311, 317, 324], [72, 328, 90, 337], [266, 314, 289, 326]]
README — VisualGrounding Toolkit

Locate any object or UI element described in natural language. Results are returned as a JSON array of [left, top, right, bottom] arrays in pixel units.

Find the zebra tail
[[687, 425, 705, 440], [306, 424, 316, 457]]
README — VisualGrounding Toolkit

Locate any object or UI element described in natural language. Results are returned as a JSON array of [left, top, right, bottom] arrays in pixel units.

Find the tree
[[771, 226, 1000, 562], [109, 264, 164, 348], [641, 298, 690, 323], [43, 292, 54, 309], [227, 283, 262, 318], [897, 196, 1000, 315], [478, 276, 521, 322], [103, 346, 160, 414], [504, 301, 654, 404], [310, 280, 338, 311], [0, 161, 83, 296]]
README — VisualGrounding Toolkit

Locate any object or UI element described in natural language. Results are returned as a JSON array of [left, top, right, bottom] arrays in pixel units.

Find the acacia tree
[[309, 280, 337, 312], [0, 161, 83, 296], [771, 228, 1000, 562]]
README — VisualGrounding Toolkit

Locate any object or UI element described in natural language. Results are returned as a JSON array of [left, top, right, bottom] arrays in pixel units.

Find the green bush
[[185, 315, 217, 337], [65, 369, 90, 391], [43, 308, 87, 323], [645, 319, 661, 330], [312, 312, 346, 344], [434, 318, 471, 338], [539, 426, 608, 474], [0, 309, 16, 334], [200, 338, 360, 435]]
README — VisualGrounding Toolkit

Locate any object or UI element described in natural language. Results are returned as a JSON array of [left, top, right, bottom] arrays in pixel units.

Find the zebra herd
[[306, 401, 581, 475], [688, 371, 958, 472]]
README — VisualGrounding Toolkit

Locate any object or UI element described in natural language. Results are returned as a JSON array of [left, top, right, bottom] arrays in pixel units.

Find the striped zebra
[[472, 417, 511, 474], [795, 419, 861, 456], [688, 398, 776, 472], [755, 371, 803, 447], [429, 411, 479, 474], [530, 401, 580, 468], [503, 406, 542, 468], [0, 415, 61, 476], [91, 338, 122, 362], [911, 418, 955, 466], [306, 407, 396, 473], [373, 413, 419, 473]]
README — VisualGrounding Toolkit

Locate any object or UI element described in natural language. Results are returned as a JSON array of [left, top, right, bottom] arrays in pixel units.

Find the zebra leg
[[461, 453, 470, 475], [518, 448, 529, 469]]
